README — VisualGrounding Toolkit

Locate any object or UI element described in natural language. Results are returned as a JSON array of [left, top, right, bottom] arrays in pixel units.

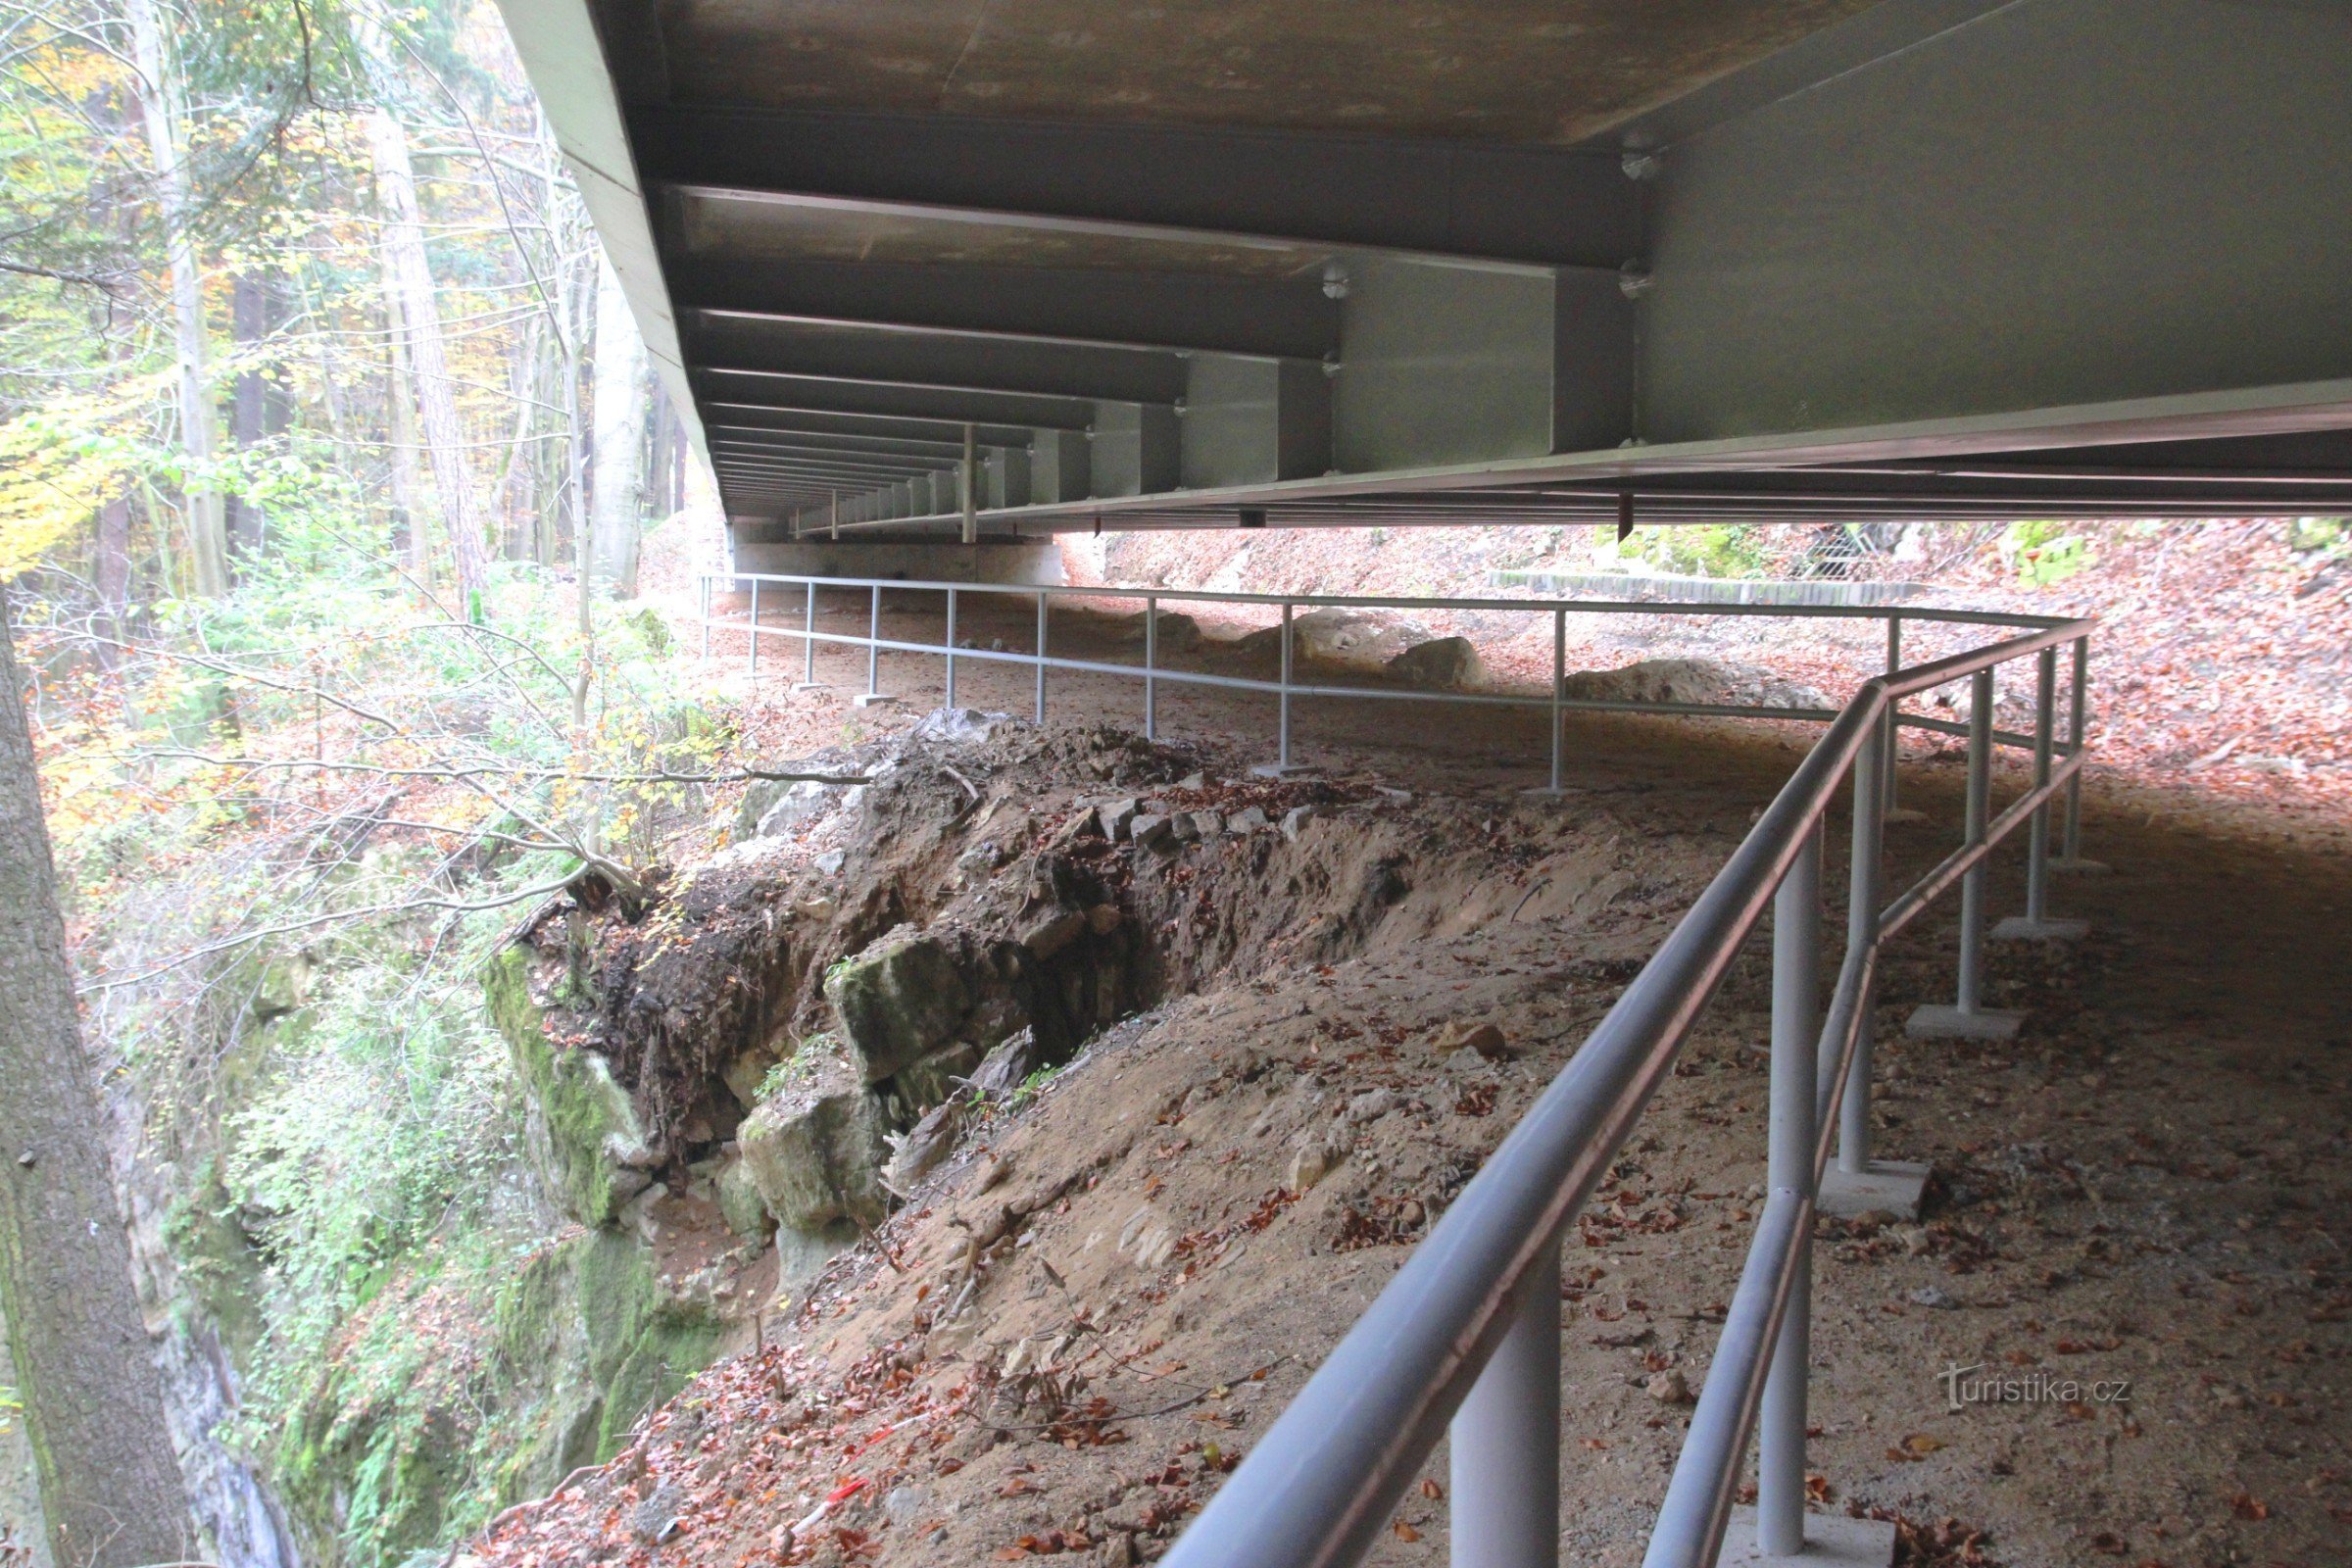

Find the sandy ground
[[470, 579, 2351, 1568]]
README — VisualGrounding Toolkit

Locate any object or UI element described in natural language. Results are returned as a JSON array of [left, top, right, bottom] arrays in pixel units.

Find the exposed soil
[[468, 583, 2352, 1568]]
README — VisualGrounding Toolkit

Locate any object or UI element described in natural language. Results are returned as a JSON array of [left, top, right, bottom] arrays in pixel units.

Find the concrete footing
[[790, 681, 830, 696], [1884, 807, 1929, 825], [1718, 1507, 1897, 1567], [1249, 761, 1315, 779], [2048, 857, 2111, 876], [1905, 1004, 2022, 1041], [852, 693, 899, 709], [1989, 915, 2089, 943], [1818, 1160, 1932, 1221]]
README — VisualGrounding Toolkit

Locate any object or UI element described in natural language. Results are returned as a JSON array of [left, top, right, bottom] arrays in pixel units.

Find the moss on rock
[[737, 1047, 886, 1232], [823, 927, 969, 1081], [486, 946, 652, 1227]]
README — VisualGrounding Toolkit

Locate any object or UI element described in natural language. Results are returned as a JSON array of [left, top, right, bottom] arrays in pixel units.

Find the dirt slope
[[456, 650, 2351, 1568]]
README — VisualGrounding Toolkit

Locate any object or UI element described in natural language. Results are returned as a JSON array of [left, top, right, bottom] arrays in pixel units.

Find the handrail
[[1152, 617, 2092, 1568], [693, 568, 2094, 1568]]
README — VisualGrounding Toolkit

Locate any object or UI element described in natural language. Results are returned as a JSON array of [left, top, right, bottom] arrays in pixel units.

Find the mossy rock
[[824, 928, 969, 1081], [487, 946, 652, 1226], [714, 1156, 774, 1240], [737, 1048, 887, 1233]]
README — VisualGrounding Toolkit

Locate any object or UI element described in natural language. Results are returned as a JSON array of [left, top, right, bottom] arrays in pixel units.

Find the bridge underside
[[497, 0, 2352, 551]]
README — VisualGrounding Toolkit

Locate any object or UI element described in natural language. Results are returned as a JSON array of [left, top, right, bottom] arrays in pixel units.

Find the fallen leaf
[[1394, 1521, 1421, 1543], [2229, 1491, 2269, 1521]]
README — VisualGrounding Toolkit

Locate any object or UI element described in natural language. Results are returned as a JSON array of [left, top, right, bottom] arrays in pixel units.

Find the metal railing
[[696, 571, 2091, 1568], [695, 572, 2091, 861]]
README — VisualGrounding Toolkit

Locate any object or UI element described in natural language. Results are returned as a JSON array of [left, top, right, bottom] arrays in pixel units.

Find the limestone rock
[[488, 947, 656, 1228], [1432, 1020, 1509, 1061], [968, 1029, 1038, 1101], [1188, 810, 1224, 840], [737, 1049, 888, 1233], [1235, 608, 1427, 671], [1645, 1369, 1692, 1404], [714, 1155, 773, 1240], [1097, 799, 1140, 840], [884, 1101, 963, 1195], [825, 927, 971, 1082], [1280, 805, 1320, 842], [910, 707, 1012, 744], [1117, 1203, 1180, 1270], [893, 1039, 982, 1114], [1287, 1133, 1348, 1195], [1021, 909, 1087, 960], [1227, 805, 1270, 833], [1385, 635, 1487, 690], [1130, 813, 1175, 851], [1562, 657, 1832, 712]]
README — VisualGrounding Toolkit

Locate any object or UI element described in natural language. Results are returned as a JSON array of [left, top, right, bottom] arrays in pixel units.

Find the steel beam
[[686, 318, 1186, 405], [634, 107, 1639, 270], [694, 368, 1098, 431], [668, 255, 1340, 361], [702, 401, 1044, 446]]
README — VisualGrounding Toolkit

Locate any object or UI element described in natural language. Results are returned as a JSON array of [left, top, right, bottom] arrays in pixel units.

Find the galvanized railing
[[696, 571, 2091, 1568], [694, 572, 2091, 862]]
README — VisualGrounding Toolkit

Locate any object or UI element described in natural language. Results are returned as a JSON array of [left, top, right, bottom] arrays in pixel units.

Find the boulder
[[1097, 798, 1141, 840], [1108, 609, 1201, 653], [1561, 658, 1832, 712], [909, 707, 1013, 744], [1020, 909, 1088, 960], [1280, 805, 1320, 842], [753, 777, 855, 839], [1233, 608, 1429, 671], [1385, 636, 1487, 690], [883, 1101, 963, 1195], [825, 927, 971, 1081], [713, 1156, 773, 1240], [967, 1028, 1039, 1101], [1129, 813, 1175, 851], [736, 1050, 888, 1233]]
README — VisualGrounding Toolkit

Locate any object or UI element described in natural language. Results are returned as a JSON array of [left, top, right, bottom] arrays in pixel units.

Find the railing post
[[946, 586, 958, 710], [1549, 609, 1565, 793], [1035, 592, 1049, 723], [1882, 615, 1906, 820], [803, 580, 817, 688], [748, 579, 760, 676], [1279, 601, 1294, 770], [867, 583, 880, 697], [1907, 667, 2022, 1040], [2027, 648, 2055, 921], [1760, 825, 1822, 1557], [1448, 1236, 1559, 1568], [1145, 595, 1158, 740], [1956, 668, 1992, 1011], [2056, 635, 2104, 873], [1991, 646, 2088, 944], [1838, 716, 1885, 1176], [700, 576, 710, 662]]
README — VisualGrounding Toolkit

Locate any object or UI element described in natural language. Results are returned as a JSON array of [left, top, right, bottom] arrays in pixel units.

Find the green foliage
[[756, 1033, 838, 1102], [2000, 519, 2093, 587], [2287, 516, 2349, 559], [1612, 522, 1771, 578], [1004, 1063, 1062, 1113]]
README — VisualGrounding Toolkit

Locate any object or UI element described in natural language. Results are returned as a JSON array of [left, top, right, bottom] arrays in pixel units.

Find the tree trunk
[[224, 273, 269, 564], [0, 598, 191, 1567], [93, 497, 131, 672], [124, 0, 226, 599], [377, 253, 429, 583], [363, 104, 490, 604], [587, 253, 648, 598]]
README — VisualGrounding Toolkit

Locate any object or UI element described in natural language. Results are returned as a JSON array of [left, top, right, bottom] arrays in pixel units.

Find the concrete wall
[[726, 539, 1065, 585]]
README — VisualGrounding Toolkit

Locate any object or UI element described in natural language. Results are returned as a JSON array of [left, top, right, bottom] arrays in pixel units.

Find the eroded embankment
[[459, 708, 1744, 1568]]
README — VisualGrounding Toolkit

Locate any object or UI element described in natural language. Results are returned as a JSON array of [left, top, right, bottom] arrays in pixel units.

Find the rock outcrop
[[1562, 657, 1832, 711]]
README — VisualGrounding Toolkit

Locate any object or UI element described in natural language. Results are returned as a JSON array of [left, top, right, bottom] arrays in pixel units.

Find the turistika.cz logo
[[1937, 1361, 2132, 1413]]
